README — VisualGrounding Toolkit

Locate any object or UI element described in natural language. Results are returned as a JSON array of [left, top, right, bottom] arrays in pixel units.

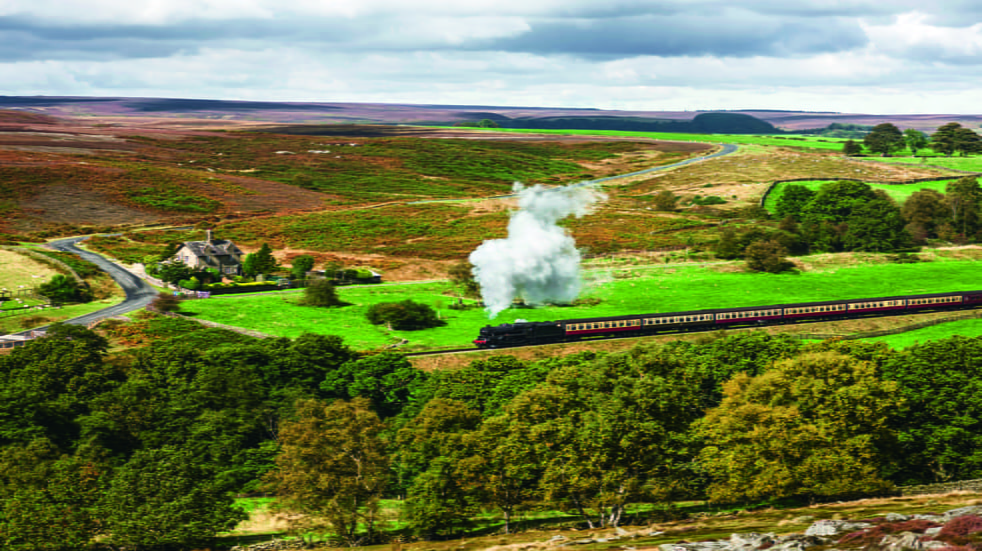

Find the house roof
[[177, 239, 244, 266]]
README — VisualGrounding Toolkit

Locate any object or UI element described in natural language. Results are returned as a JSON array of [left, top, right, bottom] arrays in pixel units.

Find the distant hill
[[0, 95, 980, 133]]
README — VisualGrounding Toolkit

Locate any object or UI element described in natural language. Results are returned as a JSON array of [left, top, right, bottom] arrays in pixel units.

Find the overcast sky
[[2, 1, 980, 114]]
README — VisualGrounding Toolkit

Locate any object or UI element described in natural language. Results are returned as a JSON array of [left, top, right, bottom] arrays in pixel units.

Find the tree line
[[845, 122, 982, 157], [716, 176, 982, 272], [4, 321, 982, 549]]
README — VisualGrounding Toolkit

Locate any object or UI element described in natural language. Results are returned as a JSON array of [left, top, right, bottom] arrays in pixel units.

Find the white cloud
[[864, 11, 982, 63]]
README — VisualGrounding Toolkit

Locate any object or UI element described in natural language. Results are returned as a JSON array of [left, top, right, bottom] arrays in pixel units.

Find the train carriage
[[473, 289, 982, 349]]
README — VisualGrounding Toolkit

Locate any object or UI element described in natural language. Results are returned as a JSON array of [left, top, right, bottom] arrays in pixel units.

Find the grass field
[[179, 259, 982, 350], [446, 127, 851, 151], [0, 248, 61, 290], [0, 297, 125, 334], [866, 318, 982, 348], [763, 179, 960, 212], [865, 155, 982, 173]]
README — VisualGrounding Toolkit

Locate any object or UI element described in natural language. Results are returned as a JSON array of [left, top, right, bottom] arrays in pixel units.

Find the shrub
[[365, 300, 441, 330], [151, 292, 182, 313], [744, 239, 795, 273], [938, 515, 982, 541], [299, 279, 341, 307]]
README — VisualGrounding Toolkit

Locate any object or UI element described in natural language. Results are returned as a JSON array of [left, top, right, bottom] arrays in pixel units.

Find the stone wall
[[900, 478, 982, 496]]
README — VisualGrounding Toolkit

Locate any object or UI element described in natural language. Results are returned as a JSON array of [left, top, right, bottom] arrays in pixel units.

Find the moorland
[[5, 101, 982, 551]]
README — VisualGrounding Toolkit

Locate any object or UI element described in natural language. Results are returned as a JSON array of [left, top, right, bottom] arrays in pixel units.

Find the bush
[[365, 300, 441, 330], [150, 292, 182, 313], [37, 274, 91, 304], [299, 279, 341, 307], [939, 515, 982, 541], [744, 239, 795, 273]]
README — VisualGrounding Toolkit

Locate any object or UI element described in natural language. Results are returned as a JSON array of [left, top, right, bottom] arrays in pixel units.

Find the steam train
[[473, 290, 982, 348]]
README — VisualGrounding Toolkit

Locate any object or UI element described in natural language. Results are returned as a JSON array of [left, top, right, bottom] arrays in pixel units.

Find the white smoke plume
[[469, 182, 607, 318]]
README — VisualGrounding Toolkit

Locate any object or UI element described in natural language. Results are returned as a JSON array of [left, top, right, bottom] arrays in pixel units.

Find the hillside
[[3, 95, 982, 132]]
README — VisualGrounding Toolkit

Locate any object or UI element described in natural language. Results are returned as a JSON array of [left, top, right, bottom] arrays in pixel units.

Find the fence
[[793, 309, 982, 341]]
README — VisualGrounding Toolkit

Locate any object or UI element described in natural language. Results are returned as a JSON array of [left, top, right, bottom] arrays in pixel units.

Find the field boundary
[[900, 478, 982, 496], [795, 309, 982, 341]]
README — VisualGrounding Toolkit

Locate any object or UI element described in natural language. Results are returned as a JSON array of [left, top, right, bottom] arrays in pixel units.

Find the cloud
[[0, 1, 980, 114]]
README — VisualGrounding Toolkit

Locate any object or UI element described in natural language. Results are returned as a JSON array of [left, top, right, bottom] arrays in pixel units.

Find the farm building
[[171, 229, 244, 276]]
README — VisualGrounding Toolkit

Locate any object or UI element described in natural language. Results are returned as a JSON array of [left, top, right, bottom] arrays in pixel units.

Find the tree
[[299, 278, 341, 307], [266, 398, 388, 546], [714, 227, 743, 259], [931, 122, 963, 156], [0, 442, 103, 551], [864, 123, 905, 156], [243, 243, 277, 277], [366, 300, 441, 330], [37, 274, 90, 304], [499, 349, 702, 528], [881, 336, 982, 484], [698, 351, 901, 503], [100, 446, 246, 550], [904, 128, 928, 156], [774, 184, 816, 221], [945, 176, 982, 238], [458, 415, 539, 533], [156, 262, 194, 285], [800, 180, 877, 225], [902, 189, 948, 242], [447, 261, 480, 298], [843, 193, 910, 252], [290, 254, 315, 280], [652, 190, 678, 211], [744, 240, 794, 273], [321, 353, 427, 418], [842, 139, 863, 156], [954, 127, 982, 156], [395, 399, 480, 538]]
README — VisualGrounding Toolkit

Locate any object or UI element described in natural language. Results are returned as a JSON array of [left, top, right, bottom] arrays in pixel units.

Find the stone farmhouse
[[171, 229, 244, 276]]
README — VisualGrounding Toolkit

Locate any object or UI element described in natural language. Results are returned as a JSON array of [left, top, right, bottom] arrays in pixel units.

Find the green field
[[763, 179, 959, 212], [866, 155, 982, 173], [865, 318, 982, 349], [179, 260, 982, 350], [449, 127, 850, 151]]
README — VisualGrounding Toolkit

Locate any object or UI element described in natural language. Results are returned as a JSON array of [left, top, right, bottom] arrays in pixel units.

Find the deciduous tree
[[100, 446, 246, 550], [698, 351, 901, 503], [290, 254, 315, 280], [864, 123, 905, 156], [299, 278, 341, 307], [903, 129, 928, 156], [842, 139, 863, 156], [945, 176, 982, 238], [931, 122, 963, 156], [266, 398, 388, 546]]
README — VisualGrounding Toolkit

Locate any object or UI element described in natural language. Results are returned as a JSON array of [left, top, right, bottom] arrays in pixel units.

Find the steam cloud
[[469, 182, 607, 318]]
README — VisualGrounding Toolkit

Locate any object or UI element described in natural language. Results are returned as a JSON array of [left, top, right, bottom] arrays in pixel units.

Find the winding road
[[10, 237, 158, 335], [9, 141, 738, 336], [586, 142, 738, 185]]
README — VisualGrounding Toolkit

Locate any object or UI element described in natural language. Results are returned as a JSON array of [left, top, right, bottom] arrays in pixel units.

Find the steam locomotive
[[473, 290, 982, 348]]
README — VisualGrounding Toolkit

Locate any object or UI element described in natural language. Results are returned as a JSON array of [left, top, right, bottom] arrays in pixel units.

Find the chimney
[[206, 229, 214, 244]]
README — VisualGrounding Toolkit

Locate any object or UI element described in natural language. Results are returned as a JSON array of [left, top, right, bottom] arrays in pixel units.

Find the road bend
[[11, 237, 158, 335]]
